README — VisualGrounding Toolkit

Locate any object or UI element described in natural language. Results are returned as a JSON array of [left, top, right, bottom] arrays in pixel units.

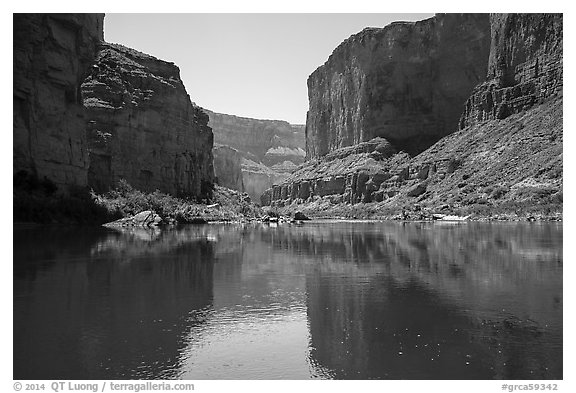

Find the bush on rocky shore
[[14, 175, 263, 225], [93, 180, 263, 224]]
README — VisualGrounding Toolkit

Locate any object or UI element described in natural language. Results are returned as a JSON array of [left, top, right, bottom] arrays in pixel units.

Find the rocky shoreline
[[102, 202, 561, 229]]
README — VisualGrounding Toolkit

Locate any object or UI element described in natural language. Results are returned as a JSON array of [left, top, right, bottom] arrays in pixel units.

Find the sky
[[104, 14, 434, 124]]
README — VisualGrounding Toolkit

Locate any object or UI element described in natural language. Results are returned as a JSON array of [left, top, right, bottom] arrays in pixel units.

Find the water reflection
[[14, 226, 215, 379], [292, 222, 563, 379], [13, 222, 562, 379]]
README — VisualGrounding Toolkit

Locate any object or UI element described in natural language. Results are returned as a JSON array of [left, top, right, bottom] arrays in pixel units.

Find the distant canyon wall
[[213, 145, 245, 193], [82, 43, 214, 199], [207, 111, 305, 165], [208, 111, 305, 201], [305, 13, 491, 158], [13, 13, 104, 190], [459, 13, 562, 128]]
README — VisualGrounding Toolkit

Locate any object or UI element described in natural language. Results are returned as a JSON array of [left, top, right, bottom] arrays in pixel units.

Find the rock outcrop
[[305, 13, 491, 158], [459, 14, 562, 128], [213, 145, 245, 193], [82, 43, 214, 199], [103, 210, 162, 228], [13, 14, 104, 191]]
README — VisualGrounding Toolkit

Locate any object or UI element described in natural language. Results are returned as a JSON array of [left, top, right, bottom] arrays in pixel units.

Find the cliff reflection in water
[[14, 222, 562, 380], [283, 222, 562, 379], [14, 226, 215, 379]]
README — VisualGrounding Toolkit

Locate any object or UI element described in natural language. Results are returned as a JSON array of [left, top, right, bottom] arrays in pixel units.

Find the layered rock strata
[[264, 13, 562, 218], [207, 110, 305, 200], [207, 110, 305, 165], [263, 97, 562, 214], [13, 13, 104, 190], [82, 43, 214, 199], [459, 14, 562, 128], [305, 13, 491, 158]]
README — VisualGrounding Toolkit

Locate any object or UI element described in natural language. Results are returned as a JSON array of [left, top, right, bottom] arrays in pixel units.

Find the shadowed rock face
[[459, 14, 563, 128], [213, 145, 245, 193], [305, 13, 491, 158], [82, 43, 214, 199], [13, 13, 104, 191]]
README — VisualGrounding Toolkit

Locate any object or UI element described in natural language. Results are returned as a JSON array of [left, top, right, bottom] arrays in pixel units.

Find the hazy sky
[[104, 14, 434, 124]]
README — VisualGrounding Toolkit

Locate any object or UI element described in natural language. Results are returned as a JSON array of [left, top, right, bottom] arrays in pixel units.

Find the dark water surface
[[13, 221, 562, 379]]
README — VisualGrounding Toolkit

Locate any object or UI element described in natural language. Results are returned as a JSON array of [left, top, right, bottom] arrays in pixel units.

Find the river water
[[13, 221, 562, 380]]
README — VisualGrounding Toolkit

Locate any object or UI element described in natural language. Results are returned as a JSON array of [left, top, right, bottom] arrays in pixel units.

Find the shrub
[[490, 185, 510, 199]]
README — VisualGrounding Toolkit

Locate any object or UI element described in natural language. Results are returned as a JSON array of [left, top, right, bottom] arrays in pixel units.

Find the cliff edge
[[82, 42, 215, 199], [305, 14, 491, 158]]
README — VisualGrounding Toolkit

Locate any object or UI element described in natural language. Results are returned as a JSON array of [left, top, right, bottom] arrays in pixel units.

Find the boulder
[[294, 211, 311, 221], [103, 211, 162, 228], [407, 182, 428, 197]]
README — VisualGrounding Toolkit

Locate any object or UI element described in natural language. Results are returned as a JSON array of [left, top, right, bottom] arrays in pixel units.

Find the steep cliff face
[[206, 110, 305, 201], [264, 13, 562, 220], [306, 13, 491, 158], [459, 14, 562, 128], [207, 111, 305, 165], [213, 145, 245, 193], [82, 43, 214, 199], [13, 13, 104, 190]]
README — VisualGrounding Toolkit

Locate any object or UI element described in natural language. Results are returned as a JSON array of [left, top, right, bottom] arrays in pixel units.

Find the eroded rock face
[[263, 13, 562, 217], [459, 14, 563, 128], [206, 110, 305, 201], [306, 13, 491, 158], [82, 43, 214, 199], [13, 13, 104, 190], [213, 145, 245, 193], [207, 110, 305, 165], [261, 137, 412, 206]]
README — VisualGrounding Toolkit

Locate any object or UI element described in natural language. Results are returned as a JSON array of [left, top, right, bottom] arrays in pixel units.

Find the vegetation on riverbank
[[14, 173, 263, 225], [93, 180, 263, 224], [14, 171, 560, 226]]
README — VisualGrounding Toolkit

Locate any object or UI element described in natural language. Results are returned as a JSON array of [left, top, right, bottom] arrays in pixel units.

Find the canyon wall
[[459, 14, 562, 128], [264, 13, 562, 219], [213, 145, 245, 193], [305, 13, 491, 158], [241, 158, 288, 202], [13, 14, 104, 190], [82, 43, 214, 199], [207, 110, 305, 165], [207, 110, 305, 201]]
